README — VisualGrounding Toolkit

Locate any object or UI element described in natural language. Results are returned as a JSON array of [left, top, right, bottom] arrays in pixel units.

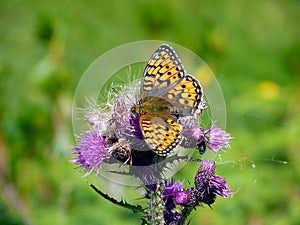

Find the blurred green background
[[1, 0, 299, 224]]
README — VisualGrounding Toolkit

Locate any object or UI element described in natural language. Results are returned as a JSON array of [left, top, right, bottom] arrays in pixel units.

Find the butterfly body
[[132, 97, 176, 118], [132, 44, 203, 156]]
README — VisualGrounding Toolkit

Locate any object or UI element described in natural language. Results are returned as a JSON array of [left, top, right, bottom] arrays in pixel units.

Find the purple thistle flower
[[205, 124, 232, 153], [82, 99, 113, 136], [112, 89, 145, 144], [71, 131, 110, 175], [194, 160, 232, 205], [163, 180, 183, 224], [113, 95, 131, 135], [174, 191, 188, 205], [174, 187, 198, 207], [129, 111, 143, 140], [188, 125, 205, 142], [187, 124, 232, 154], [163, 180, 183, 197]]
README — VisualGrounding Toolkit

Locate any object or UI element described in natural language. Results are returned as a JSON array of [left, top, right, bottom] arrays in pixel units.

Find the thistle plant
[[71, 44, 233, 224]]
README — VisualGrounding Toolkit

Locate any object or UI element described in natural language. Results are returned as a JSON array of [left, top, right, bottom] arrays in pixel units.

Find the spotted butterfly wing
[[139, 114, 182, 156], [162, 74, 203, 116], [141, 44, 203, 116], [140, 44, 186, 98]]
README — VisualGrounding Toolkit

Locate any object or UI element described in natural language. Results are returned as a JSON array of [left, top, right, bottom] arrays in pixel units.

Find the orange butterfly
[[132, 44, 203, 156]]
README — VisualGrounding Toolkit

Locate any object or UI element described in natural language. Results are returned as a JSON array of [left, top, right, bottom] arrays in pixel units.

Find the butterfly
[[132, 44, 203, 156]]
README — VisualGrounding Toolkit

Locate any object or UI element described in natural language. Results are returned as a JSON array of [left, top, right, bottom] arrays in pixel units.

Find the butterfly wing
[[163, 74, 203, 116], [140, 114, 182, 156], [141, 44, 186, 98]]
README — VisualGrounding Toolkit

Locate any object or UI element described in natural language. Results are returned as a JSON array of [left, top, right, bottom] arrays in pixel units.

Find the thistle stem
[[149, 181, 165, 225]]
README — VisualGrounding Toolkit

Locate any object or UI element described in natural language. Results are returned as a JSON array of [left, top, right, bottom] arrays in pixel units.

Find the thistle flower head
[[187, 123, 232, 154], [84, 102, 113, 137], [174, 187, 198, 207], [129, 111, 143, 140], [188, 125, 205, 142], [163, 180, 183, 224], [71, 131, 110, 175], [163, 180, 183, 197], [174, 191, 188, 205], [205, 124, 232, 153], [112, 95, 131, 135], [194, 160, 232, 205]]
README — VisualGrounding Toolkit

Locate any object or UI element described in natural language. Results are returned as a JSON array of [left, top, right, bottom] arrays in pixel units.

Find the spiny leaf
[[88, 182, 144, 213]]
